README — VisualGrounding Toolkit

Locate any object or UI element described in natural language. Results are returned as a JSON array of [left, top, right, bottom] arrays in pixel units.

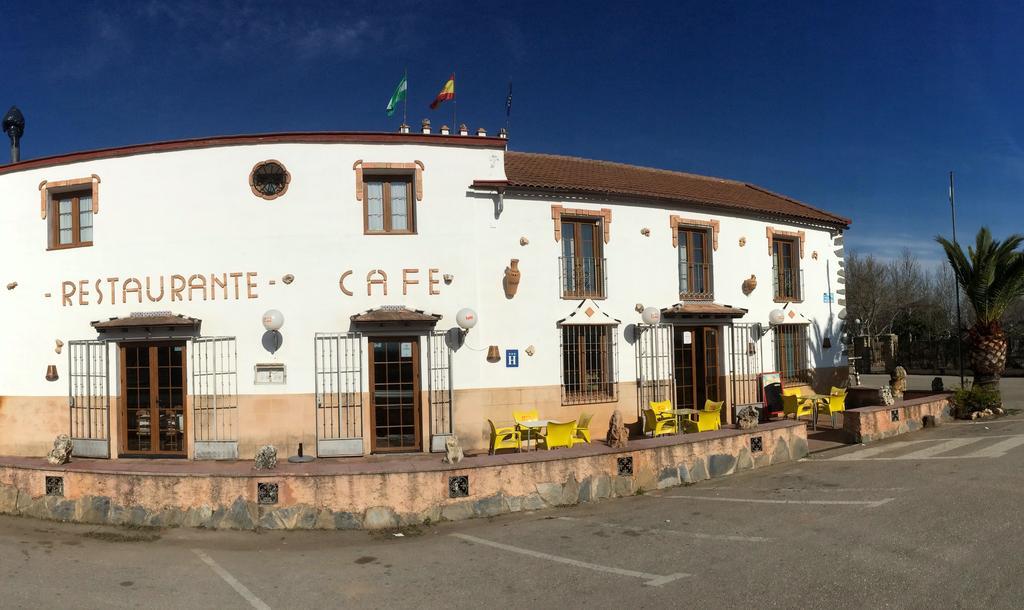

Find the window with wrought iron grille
[[49, 190, 93, 249], [561, 324, 618, 404], [678, 227, 713, 299], [364, 175, 415, 234], [775, 324, 809, 383], [559, 218, 606, 298], [772, 236, 802, 301]]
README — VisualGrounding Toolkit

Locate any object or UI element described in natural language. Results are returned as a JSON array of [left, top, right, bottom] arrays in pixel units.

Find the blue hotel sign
[[505, 349, 519, 368]]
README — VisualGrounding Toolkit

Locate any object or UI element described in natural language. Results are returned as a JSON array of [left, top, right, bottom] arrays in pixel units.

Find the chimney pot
[[498, 127, 508, 139], [399, 123, 410, 134], [459, 123, 469, 136], [476, 127, 487, 137], [440, 125, 450, 135], [421, 118, 431, 134]]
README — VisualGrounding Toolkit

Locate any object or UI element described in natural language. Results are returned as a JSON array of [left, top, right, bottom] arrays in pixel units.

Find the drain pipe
[[2, 106, 24, 163]]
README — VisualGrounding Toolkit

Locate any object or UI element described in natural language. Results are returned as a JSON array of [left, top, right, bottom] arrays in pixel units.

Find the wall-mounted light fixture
[[640, 306, 661, 326], [262, 309, 285, 354], [456, 307, 478, 335]]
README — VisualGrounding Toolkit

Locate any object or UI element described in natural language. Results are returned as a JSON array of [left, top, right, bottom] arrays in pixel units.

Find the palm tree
[[936, 227, 1024, 393]]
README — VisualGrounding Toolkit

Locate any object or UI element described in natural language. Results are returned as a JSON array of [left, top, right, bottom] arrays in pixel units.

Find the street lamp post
[[949, 172, 965, 388]]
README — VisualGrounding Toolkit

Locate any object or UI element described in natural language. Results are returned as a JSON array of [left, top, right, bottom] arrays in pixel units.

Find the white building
[[0, 127, 850, 460]]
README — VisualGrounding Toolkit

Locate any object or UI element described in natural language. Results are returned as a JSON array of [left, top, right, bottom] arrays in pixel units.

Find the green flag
[[386, 74, 407, 117]]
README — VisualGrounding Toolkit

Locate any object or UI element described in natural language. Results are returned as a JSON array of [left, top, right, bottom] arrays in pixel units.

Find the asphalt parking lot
[[4, 402, 1024, 609]]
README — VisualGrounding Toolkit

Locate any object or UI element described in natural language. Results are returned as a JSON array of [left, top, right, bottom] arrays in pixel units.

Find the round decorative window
[[249, 160, 291, 200]]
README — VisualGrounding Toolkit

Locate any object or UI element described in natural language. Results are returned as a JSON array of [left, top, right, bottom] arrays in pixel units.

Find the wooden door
[[119, 342, 187, 457], [369, 337, 421, 452], [674, 326, 723, 415]]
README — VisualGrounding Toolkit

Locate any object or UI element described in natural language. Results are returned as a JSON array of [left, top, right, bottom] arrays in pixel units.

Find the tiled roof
[[661, 302, 748, 318], [504, 151, 850, 228], [350, 307, 441, 323], [92, 313, 201, 330]]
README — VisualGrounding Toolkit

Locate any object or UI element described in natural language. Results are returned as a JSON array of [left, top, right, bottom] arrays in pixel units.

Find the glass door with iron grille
[[674, 326, 722, 412], [369, 338, 421, 452], [120, 342, 187, 457]]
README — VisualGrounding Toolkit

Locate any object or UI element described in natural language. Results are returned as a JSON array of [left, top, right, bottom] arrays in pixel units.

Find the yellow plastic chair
[[830, 386, 847, 396], [818, 392, 847, 427], [488, 419, 521, 454], [513, 409, 539, 428], [643, 407, 678, 437], [782, 387, 815, 420], [538, 420, 576, 450], [574, 412, 593, 445], [681, 399, 723, 433]]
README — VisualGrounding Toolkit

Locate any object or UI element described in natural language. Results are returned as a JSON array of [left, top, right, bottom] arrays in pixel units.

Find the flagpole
[[452, 72, 457, 130], [506, 79, 512, 136], [403, 68, 408, 127]]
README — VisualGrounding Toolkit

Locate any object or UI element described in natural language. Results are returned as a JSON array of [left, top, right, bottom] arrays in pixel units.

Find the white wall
[[0, 139, 846, 399]]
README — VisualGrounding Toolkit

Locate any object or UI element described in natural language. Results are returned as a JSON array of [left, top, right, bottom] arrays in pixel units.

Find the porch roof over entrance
[[349, 306, 442, 332], [91, 312, 202, 332], [660, 302, 747, 319], [350, 306, 442, 324]]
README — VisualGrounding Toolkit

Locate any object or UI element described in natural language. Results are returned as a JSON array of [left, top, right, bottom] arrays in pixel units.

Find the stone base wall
[[842, 394, 953, 444], [0, 421, 807, 530]]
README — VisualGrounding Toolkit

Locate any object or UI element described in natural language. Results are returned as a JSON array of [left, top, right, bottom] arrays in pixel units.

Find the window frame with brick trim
[[559, 216, 606, 299], [774, 323, 809, 383], [677, 226, 713, 300], [560, 324, 619, 405], [362, 175, 416, 235], [48, 189, 94, 250], [772, 235, 802, 302], [40, 176, 100, 251]]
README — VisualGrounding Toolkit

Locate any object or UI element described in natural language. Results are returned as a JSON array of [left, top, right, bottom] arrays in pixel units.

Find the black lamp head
[[2, 106, 24, 140]]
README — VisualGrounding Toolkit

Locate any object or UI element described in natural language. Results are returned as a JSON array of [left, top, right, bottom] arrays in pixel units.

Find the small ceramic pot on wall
[[503, 259, 521, 298]]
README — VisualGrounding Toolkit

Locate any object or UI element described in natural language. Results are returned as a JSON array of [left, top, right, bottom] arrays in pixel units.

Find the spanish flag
[[430, 73, 455, 109]]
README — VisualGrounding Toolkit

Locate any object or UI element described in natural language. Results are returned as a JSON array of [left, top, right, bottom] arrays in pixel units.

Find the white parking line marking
[[829, 435, 1024, 460], [555, 516, 770, 542], [192, 548, 271, 610], [706, 487, 907, 493], [829, 440, 930, 460], [663, 495, 894, 508], [895, 438, 985, 459], [966, 435, 1024, 458], [451, 533, 689, 587]]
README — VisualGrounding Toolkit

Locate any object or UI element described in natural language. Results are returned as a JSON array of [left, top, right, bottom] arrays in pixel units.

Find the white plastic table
[[517, 419, 552, 451], [669, 408, 699, 433]]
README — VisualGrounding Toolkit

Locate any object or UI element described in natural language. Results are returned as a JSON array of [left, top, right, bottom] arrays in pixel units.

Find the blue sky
[[5, 0, 1023, 266]]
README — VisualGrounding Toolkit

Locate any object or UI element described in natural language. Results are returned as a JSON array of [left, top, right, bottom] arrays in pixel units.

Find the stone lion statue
[[443, 435, 464, 464], [47, 434, 73, 465], [890, 366, 908, 400]]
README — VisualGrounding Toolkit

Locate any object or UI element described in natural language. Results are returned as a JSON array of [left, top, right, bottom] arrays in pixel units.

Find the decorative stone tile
[[257, 482, 279, 505], [448, 475, 469, 498], [890, 409, 900, 422], [750, 436, 764, 453], [45, 476, 63, 497], [616, 456, 634, 476]]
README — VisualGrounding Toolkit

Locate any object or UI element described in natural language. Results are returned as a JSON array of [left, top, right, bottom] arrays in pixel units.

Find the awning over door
[[91, 312, 202, 340], [660, 302, 747, 322], [350, 306, 442, 331]]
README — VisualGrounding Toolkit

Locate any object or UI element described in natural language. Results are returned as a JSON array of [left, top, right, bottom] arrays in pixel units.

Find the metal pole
[[949, 171, 965, 387]]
